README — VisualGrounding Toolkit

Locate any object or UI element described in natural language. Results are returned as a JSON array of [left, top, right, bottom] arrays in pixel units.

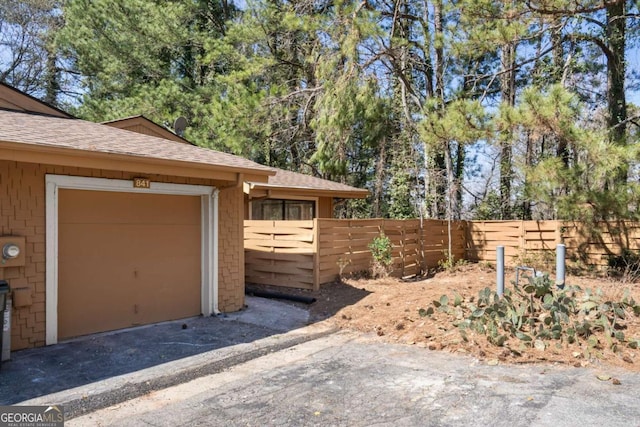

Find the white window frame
[[45, 174, 218, 345]]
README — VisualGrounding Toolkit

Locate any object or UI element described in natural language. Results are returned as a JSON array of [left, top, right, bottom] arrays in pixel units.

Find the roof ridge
[[0, 106, 76, 119]]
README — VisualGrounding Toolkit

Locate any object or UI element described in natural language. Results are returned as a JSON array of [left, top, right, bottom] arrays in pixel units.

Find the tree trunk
[[523, 130, 533, 220], [432, 0, 447, 219], [372, 139, 387, 218], [606, 0, 627, 185], [551, 17, 570, 168], [499, 34, 515, 219], [43, 46, 59, 106], [454, 141, 464, 219]]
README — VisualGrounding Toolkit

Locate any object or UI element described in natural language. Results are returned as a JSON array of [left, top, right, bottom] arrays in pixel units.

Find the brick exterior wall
[[0, 160, 245, 350]]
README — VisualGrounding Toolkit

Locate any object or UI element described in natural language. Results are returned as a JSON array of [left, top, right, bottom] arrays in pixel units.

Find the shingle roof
[[249, 168, 369, 198], [0, 83, 73, 118], [0, 109, 273, 175], [102, 115, 194, 145], [98, 114, 366, 197]]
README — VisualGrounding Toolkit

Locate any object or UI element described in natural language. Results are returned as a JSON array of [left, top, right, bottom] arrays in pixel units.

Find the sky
[[628, 51, 640, 106]]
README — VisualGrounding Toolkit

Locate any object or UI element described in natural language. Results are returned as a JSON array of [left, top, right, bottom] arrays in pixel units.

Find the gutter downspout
[[212, 188, 220, 315]]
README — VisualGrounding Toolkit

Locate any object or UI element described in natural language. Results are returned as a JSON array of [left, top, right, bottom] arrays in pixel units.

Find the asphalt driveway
[[3, 295, 640, 426], [69, 331, 640, 427], [0, 296, 313, 405]]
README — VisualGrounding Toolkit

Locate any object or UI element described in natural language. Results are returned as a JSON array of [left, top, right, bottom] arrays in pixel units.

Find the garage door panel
[[60, 190, 201, 225], [58, 189, 202, 340], [59, 223, 201, 261]]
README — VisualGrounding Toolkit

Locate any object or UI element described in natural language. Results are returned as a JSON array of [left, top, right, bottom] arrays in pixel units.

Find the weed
[[608, 250, 640, 283], [438, 252, 468, 272], [337, 257, 352, 278]]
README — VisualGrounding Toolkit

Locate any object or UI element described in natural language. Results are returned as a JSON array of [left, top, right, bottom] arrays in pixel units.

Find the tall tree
[[46, 0, 640, 221], [59, 0, 243, 148], [525, 0, 638, 186], [0, 0, 69, 106]]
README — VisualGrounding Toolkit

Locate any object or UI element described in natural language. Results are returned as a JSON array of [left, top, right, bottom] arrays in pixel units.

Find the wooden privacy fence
[[244, 219, 465, 290], [317, 219, 423, 285], [244, 220, 317, 289], [465, 220, 640, 268], [245, 219, 640, 290], [465, 220, 562, 264]]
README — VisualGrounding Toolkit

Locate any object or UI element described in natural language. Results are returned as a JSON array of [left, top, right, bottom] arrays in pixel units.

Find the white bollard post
[[556, 244, 566, 289], [497, 246, 505, 296]]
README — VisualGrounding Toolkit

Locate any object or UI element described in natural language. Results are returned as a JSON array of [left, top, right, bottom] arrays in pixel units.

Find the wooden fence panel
[[315, 218, 465, 283], [560, 221, 640, 267], [465, 221, 524, 263], [245, 218, 640, 289], [420, 219, 466, 269], [317, 219, 381, 281], [463, 220, 640, 269], [465, 220, 561, 265], [244, 220, 317, 290], [244, 218, 466, 288]]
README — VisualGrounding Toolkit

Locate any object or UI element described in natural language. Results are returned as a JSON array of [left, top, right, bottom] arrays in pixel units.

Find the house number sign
[[133, 177, 151, 189]]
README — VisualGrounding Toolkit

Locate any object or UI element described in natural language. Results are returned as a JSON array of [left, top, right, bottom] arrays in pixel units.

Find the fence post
[[419, 219, 425, 274], [400, 221, 407, 277], [313, 218, 320, 291], [497, 245, 505, 296]]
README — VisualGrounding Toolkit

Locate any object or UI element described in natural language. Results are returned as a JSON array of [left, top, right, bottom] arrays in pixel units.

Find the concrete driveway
[[68, 331, 640, 427]]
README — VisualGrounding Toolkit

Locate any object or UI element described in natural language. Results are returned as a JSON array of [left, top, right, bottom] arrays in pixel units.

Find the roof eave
[[248, 182, 369, 199], [0, 140, 274, 182]]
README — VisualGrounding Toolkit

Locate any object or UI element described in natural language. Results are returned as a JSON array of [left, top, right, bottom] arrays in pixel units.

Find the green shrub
[[369, 233, 393, 278]]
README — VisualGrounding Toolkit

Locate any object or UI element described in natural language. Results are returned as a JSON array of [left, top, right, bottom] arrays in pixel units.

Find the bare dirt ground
[[248, 264, 640, 372]]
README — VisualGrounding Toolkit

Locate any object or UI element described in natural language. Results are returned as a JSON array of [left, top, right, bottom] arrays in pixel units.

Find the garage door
[[57, 189, 202, 339]]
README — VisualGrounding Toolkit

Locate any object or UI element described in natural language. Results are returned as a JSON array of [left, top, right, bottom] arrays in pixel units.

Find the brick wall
[[0, 160, 244, 350]]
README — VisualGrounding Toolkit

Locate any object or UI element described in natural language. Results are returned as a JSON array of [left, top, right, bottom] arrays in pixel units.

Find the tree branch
[[524, 0, 622, 16], [569, 33, 614, 62]]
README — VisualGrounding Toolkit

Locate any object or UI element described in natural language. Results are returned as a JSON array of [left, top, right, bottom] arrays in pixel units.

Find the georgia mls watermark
[[0, 405, 64, 427]]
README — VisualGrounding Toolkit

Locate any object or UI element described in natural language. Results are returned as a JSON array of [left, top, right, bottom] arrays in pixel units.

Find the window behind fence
[[251, 199, 315, 220]]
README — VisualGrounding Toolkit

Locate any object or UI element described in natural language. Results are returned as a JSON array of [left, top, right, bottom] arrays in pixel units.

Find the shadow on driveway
[[0, 296, 310, 404]]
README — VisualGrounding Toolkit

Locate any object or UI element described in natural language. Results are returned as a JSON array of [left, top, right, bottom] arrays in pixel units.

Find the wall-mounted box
[[0, 236, 26, 268]]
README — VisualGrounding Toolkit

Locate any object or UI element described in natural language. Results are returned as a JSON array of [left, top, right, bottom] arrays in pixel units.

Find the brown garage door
[[58, 189, 202, 340]]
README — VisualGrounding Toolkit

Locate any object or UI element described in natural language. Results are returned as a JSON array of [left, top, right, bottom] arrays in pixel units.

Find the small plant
[[438, 252, 468, 272], [337, 257, 351, 278], [369, 233, 393, 278], [478, 261, 494, 271]]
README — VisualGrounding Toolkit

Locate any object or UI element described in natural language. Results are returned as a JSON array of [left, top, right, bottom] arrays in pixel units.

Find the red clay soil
[[250, 264, 640, 372]]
